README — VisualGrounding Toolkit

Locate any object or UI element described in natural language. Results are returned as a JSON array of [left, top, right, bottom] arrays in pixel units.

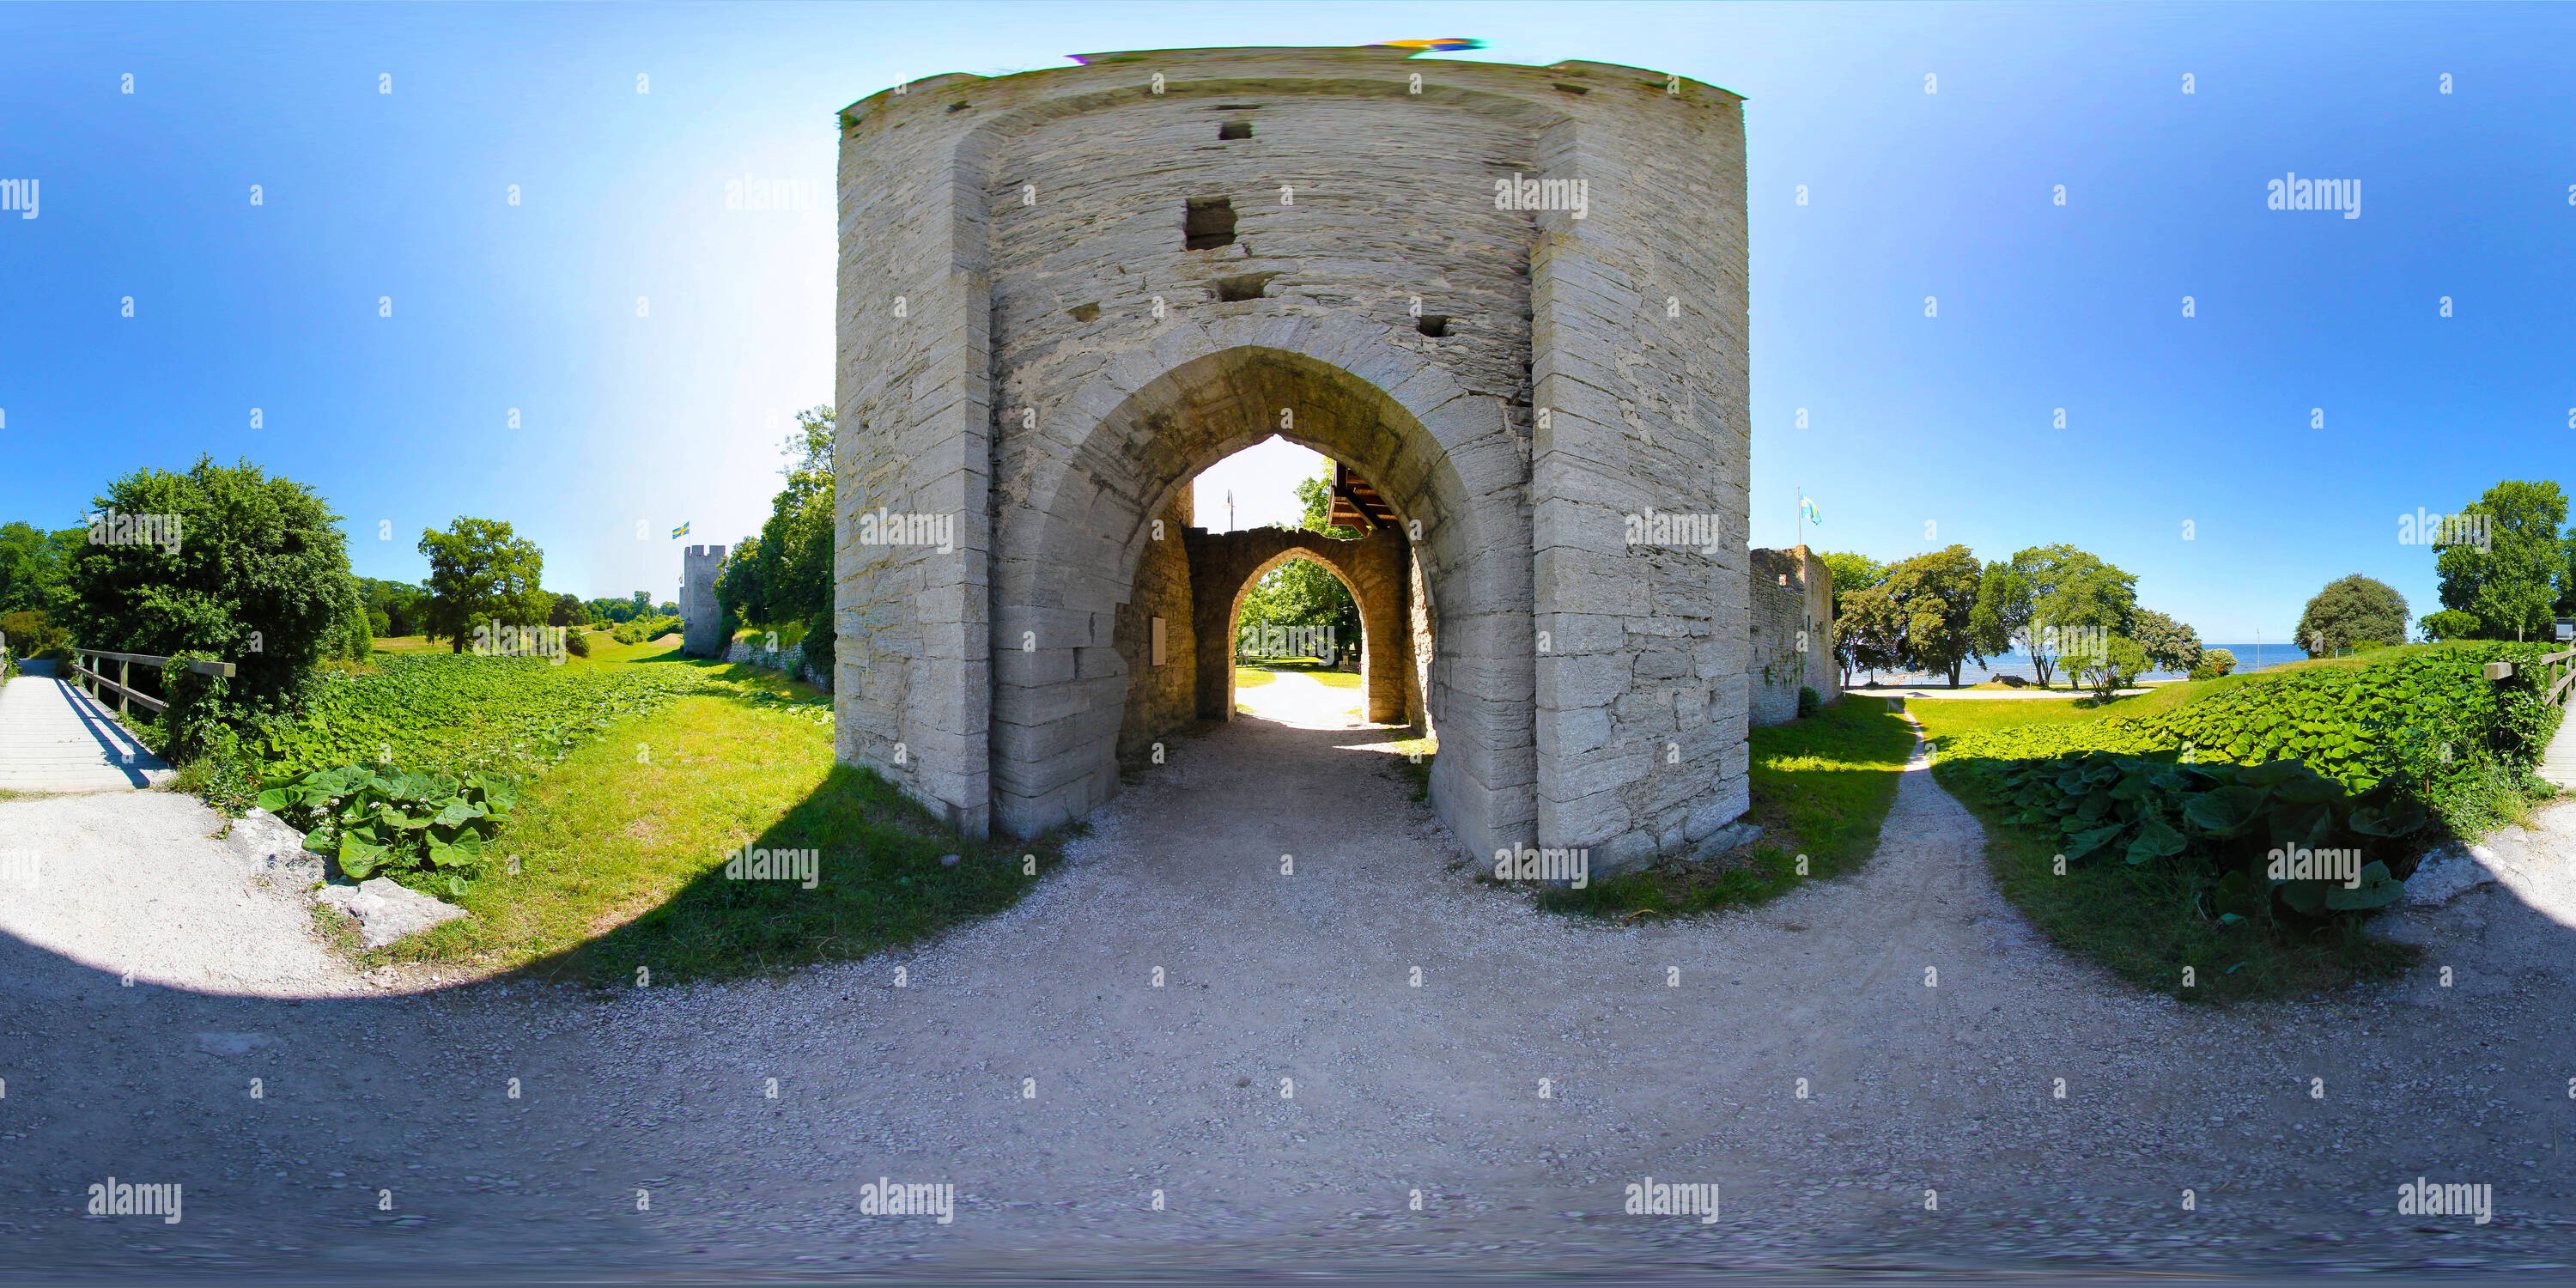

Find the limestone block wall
[[1113, 488, 1197, 765], [1527, 61, 1753, 872], [837, 46, 1747, 866], [1182, 524, 1416, 726], [1748, 545, 1837, 726], [681, 544, 727, 658]]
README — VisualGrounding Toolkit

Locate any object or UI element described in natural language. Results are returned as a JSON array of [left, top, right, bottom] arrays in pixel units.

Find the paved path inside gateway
[[8, 696, 2576, 1277], [0, 660, 173, 793]]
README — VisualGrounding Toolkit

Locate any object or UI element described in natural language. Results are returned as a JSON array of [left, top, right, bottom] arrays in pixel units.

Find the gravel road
[[6, 697, 2576, 1279]]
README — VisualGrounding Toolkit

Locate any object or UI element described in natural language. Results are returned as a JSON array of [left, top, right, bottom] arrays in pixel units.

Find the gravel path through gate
[[8, 698, 2576, 1277]]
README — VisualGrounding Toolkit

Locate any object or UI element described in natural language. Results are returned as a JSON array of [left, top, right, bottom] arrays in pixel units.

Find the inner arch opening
[[1110, 438, 1431, 775]]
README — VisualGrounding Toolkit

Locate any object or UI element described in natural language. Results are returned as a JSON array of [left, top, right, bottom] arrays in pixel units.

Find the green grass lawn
[[1911, 679, 2419, 1002], [1539, 695, 1917, 920], [304, 644, 1054, 984]]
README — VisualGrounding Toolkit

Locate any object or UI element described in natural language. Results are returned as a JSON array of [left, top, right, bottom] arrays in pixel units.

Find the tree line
[[1820, 544, 2208, 694], [713, 406, 835, 678]]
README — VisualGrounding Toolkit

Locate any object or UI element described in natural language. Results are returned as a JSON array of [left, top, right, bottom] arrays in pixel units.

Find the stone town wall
[[1747, 545, 1837, 726]]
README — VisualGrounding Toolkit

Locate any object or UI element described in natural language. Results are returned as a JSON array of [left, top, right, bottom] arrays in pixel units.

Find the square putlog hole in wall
[[1416, 314, 1449, 337], [1183, 196, 1237, 250], [1218, 120, 1252, 140], [1213, 272, 1279, 302]]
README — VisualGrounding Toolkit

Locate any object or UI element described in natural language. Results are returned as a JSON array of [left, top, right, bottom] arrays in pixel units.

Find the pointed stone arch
[[992, 313, 1533, 859]]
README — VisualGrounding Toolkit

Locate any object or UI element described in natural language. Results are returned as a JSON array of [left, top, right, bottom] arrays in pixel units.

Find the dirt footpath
[[6, 701, 2576, 1279]]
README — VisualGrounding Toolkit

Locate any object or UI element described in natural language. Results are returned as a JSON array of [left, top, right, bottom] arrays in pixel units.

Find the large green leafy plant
[[259, 764, 516, 896], [1972, 750, 2427, 923]]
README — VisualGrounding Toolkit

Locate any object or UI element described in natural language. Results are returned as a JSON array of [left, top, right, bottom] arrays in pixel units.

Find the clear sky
[[3, 2, 2570, 635]]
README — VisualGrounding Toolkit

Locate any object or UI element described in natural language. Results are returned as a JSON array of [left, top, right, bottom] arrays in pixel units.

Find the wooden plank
[[68, 663, 169, 714], [70, 649, 233, 677], [2541, 648, 2576, 666], [2484, 661, 2515, 681]]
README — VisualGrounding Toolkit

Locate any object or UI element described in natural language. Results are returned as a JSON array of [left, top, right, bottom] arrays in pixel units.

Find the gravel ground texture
[[4, 689, 2576, 1280]]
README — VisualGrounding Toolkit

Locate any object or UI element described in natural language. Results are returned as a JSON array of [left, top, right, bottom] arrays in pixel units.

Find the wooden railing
[[2484, 648, 2576, 706], [69, 648, 235, 716]]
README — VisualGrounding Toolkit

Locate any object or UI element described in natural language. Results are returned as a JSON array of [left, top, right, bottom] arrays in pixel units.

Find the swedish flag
[[671, 522, 690, 539]]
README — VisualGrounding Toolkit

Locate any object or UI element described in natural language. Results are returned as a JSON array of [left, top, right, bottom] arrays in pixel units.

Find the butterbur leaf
[[2277, 881, 2328, 915], [2183, 787, 2265, 835], [2067, 823, 2125, 859], [448, 876, 469, 899], [256, 788, 289, 813], [2125, 815, 2187, 865], [432, 798, 488, 828], [2324, 861, 2403, 911], [2349, 803, 2428, 837], [338, 833, 389, 880]]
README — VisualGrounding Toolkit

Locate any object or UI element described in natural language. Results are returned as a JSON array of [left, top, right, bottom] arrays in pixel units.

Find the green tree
[[717, 406, 836, 667], [548, 592, 587, 628], [60, 454, 359, 718], [0, 522, 84, 617], [2296, 574, 2409, 655], [1833, 581, 1910, 683], [1884, 544, 1986, 687], [2418, 608, 2482, 642], [1964, 544, 2136, 689], [418, 518, 552, 652], [2068, 635, 2151, 702], [2434, 479, 2567, 641], [1817, 550, 1888, 686], [357, 576, 428, 638], [2129, 608, 2202, 677]]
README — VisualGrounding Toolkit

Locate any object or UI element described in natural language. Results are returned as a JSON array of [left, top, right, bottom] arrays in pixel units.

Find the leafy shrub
[[1963, 750, 2427, 924], [262, 764, 515, 896], [2069, 636, 2151, 701], [564, 629, 591, 658], [173, 724, 261, 820], [1, 645, 15, 683], [61, 457, 357, 720], [0, 608, 70, 657], [2419, 609, 2482, 643], [611, 615, 681, 646], [1940, 642, 2559, 836], [1796, 685, 1821, 718], [2351, 639, 2387, 653], [2189, 648, 2236, 680]]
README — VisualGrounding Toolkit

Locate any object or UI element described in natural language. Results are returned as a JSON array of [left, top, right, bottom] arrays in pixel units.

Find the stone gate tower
[[835, 45, 1753, 872], [681, 544, 726, 658]]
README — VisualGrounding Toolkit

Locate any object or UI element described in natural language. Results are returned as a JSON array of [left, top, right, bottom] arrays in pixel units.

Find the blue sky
[[2, 2, 2570, 636]]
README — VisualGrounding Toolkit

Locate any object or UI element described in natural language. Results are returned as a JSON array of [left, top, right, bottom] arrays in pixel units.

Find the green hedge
[[1938, 642, 2562, 835]]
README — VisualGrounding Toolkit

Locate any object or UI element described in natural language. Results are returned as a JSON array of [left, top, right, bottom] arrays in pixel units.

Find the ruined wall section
[[1748, 545, 1837, 726]]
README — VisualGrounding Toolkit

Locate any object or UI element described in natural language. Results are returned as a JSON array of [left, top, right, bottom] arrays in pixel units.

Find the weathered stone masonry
[[1747, 545, 1838, 726], [836, 45, 1752, 872]]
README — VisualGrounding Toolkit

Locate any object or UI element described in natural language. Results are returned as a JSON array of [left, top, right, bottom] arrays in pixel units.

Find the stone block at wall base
[[1692, 818, 1765, 862]]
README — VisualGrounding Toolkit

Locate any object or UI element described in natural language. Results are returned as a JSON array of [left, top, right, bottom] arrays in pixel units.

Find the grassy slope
[[1910, 677, 2416, 1002], [353, 644, 1059, 983], [1540, 695, 1917, 919]]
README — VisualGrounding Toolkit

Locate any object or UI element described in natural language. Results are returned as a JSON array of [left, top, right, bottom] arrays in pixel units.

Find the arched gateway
[[835, 45, 1755, 873]]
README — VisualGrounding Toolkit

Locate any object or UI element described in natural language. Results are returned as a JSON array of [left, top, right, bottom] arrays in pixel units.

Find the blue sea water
[[1865, 643, 2312, 688]]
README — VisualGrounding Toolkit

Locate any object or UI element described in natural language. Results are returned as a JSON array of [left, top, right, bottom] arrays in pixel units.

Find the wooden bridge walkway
[[0, 660, 172, 793]]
